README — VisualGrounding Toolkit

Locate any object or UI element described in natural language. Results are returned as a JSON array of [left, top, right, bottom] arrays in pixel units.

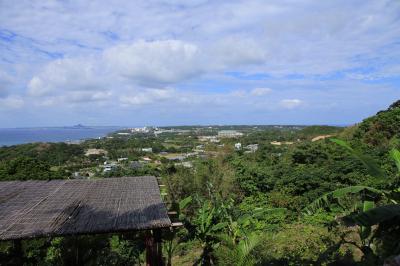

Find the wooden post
[[154, 229, 163, 265], [145, 231, 155, 266], [145, 230, 164, 266], [11, 239, 23, 265]]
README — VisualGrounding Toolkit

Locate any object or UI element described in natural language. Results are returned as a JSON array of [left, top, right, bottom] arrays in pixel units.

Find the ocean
[[0, 127, 122, 146]]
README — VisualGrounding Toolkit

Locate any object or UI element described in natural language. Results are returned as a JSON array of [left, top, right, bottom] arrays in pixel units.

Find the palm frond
[[237, 233, 260, 266]]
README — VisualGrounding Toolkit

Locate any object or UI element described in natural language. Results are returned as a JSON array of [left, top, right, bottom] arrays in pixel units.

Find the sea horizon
[[0, 124, 350, 147], [0, 126, 123, 146], [0, 123, 351, 130]]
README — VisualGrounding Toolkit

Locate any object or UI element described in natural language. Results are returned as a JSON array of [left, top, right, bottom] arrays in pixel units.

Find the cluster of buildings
[[130, 127, 151, 133], [174, 161, 193, 168], [154, 128, 191, 136], [198, 136, 220, 142], [234, 143, 259, 153], [197, 136, 220, 143], [103, 161, 118, 173], [217, 130, 244, 138], [79, 127, 252, 177], [198, 130, 244, 143]]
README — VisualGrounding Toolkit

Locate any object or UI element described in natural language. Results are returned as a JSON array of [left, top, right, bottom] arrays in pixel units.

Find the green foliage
[[1, 100, 400, 265], [297, 125, 343, 139], [330, 138, 385, 178], [0, 143, 84, 165], [254, 224, 343, 265], [304, 137, 400, 264], [183, 195, 231, 265], [344, 204, 400, 227], [108, 235, 142, 265], [354, 103, 400, 147], [305, 186, 383, 215], [359, 201, 374, 241], [167, 158, 237, 201], [238, 194, 288, 231], [214, 233, 260, 266], [0, 157, 66, 180], [179, 196, 192, 212], [390, 149, 400, 172]]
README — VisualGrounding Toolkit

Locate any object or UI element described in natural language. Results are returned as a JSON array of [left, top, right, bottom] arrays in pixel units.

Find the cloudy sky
[[0, 0, 399, 127]]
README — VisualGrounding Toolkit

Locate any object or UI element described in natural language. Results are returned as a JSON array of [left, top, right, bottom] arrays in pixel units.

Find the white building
[[245, 144, 259, 153], [103, 162, 117, 173], [117, 132, 130, 136], [218, 130, 243, 138], [141, 148, 153, 153], [234, 143, 242, 150], [175, 161, 193, 168], [198, 136, 218, 142], [130, 127, 151, 133]]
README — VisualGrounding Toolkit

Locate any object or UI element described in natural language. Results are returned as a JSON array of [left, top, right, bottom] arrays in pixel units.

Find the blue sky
[[0, 0, 399, 127]]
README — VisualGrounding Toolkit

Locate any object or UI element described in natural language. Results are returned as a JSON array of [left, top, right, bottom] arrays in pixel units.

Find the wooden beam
[[171, 222, 183, 227]]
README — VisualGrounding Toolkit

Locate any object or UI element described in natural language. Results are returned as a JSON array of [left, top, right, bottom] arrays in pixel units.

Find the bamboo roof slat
[[0, 176, 171, 240]]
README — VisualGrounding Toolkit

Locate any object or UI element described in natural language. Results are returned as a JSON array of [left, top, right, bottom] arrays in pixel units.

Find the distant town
[[67, 125, 340, 179]]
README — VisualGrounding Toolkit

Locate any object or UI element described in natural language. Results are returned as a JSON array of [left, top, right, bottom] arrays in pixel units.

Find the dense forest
[[1, 101, 400, 265]]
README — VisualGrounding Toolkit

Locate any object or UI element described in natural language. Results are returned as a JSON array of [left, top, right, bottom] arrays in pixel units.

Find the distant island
[[64, 124, 92, 129]]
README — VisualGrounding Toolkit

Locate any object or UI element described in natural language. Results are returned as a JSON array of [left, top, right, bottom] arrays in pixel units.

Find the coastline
[[0, 127, 122, 147]]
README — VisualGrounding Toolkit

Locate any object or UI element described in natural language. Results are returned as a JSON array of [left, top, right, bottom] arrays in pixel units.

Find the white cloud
[[26, 37, 273, 102], [279, 99, 303, 109], [66, 90, 112, 103], [0, 95, 24, 109], [0, 70, 14, 98], [27, 77, 48, 96], [250, 87, 272, 96], [120, 88, 175, 106], [104, 40, 203, 86], [211, 37, 267, 68], [2, 1, 400, 77], [27, 57, 108, 96], [1, 0, 400, 126], [33, 90, 113, 107]]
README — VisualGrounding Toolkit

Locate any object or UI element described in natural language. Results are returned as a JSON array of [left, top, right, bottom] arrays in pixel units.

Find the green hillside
[[354, 100, 400, 147], [0, 101, 399, 265]]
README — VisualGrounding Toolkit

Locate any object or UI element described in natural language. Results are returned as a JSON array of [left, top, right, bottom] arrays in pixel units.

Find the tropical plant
[[304, 185, 384, 215], [305, 138, 400, 261], [215, 233, 260, 266]]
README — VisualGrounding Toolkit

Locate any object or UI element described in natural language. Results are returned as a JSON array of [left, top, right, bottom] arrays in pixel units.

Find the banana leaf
[[360, 200, 374, 240], [390, 149, 400, 173], [344, 204, 400, 227], [331, 139, 385, 178], [304, 186, 383, 215], [179, 196, 192, 210]]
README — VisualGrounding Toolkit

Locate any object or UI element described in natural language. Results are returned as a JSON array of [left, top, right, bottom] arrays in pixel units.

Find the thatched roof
[[0, 176, 171, 240]]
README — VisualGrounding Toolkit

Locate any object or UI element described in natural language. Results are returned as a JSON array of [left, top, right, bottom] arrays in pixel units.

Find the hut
[[0, 176, 172, 265]]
